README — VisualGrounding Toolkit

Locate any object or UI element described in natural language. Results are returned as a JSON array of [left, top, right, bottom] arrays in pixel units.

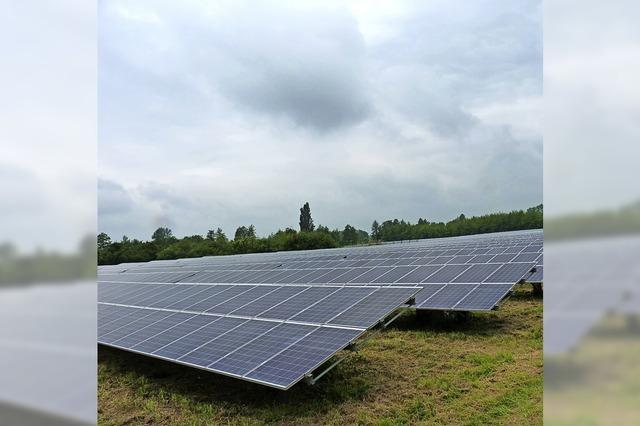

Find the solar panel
[[98, 283, 419, 389]]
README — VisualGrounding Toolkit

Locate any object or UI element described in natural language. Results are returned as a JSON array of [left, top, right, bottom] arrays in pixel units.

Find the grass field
[[98, 285, 543, 425]]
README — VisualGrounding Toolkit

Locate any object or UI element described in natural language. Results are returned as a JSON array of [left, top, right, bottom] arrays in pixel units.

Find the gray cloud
[[98, 178, 132, 216], [99, 0, 542, 239]]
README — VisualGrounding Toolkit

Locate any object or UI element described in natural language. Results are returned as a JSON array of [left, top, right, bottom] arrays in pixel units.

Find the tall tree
[[151, 227, 173, 244], [215, 228, 227, 242], [206, 229, 216, 240], [247, 224, 256, 238], [371, 220, 380, 241], [299, 202, 315, 232]]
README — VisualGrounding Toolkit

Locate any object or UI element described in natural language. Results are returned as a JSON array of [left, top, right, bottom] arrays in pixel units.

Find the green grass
[[98, 286, 542, 425]]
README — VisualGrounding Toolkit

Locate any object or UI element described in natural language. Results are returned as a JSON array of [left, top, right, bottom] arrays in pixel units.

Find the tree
[[371, 220, 380, 241], [299, 202, 314, 232], [214, 228, 227, 242], [151, 227, 173, 244], [234, 225, 256, 239], [316, 225, 330, 234], [342, 224, 358, 245], [206, 229, 216, 240], [97, 232, 112, 251], [234, 226, 248, 239]]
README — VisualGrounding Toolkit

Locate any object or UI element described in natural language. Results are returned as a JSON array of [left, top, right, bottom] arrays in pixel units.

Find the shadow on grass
[[99, 345, 371, 419], [387, 288, 540, 337], [389, 310, 510, 337]]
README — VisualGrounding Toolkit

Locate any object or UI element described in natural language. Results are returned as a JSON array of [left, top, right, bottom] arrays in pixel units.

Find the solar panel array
[[98, 280, 420, 389], [99, 229, 542, 387]]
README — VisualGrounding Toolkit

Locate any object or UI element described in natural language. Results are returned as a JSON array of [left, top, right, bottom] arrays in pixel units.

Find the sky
[[98, 0, 543, 240]]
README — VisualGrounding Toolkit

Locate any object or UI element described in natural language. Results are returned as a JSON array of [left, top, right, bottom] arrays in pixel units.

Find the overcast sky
[[98, 0, 542, 240]]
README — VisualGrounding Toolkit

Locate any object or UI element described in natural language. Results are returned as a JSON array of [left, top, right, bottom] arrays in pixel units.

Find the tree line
[[98, 203, 543, 265]]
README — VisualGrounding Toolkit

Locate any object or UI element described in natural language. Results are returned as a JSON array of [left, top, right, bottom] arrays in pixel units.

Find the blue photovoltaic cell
[[448, 255, 474, 264], [328, 268, 371, 284], [512, 253, 540, 263], [328, 288, 418, 328], [153, 316, 246, 360], [489, 254, 516, 263], [452, 264, 502, 283], [413, 284, 446, 306], [230, 286, 306, 317], [100, 310, 174, 344], [179, 271, 226, 283], [257, 286, 339, 320], [396, 265, 443, 283], [246, 327, 362, 387], [100, 283, 159, 305], [372, 266, 416, 283], [249, 270, 285, 283], [209, 323, 312, 376], [289, 287, 376, 324], [293, 270, 332, 283], [422, 264, 471, 283], [306, 268, 347, 283], [348, 267, 393, 283], [127, 284, 178, 306], [468, 254, 495, 264], [205, 286, 276, 314], [484, 263, 534, 283], [418, 284, 476, 309], [112, 312, 194, 348], [98, 305, 139, 334], [165, 285, 233, 310], [146, 285, 207, 308], [179, 320, 277, 368], [132, 314, 218, 354], [184, 286, 256, 312], [454, 284, 513, 310], [428, 256, 454, 265], [275, 269, 316, 284]]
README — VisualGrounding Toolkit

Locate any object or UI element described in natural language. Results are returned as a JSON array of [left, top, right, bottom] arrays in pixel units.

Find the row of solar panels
[[115, 252, 541, 274], [100, 262, 535, 286], [99, 264, 536, 311], [101, 229, 541, 269], [99, 284, 419, 389], [99, 229, 543, 389]]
